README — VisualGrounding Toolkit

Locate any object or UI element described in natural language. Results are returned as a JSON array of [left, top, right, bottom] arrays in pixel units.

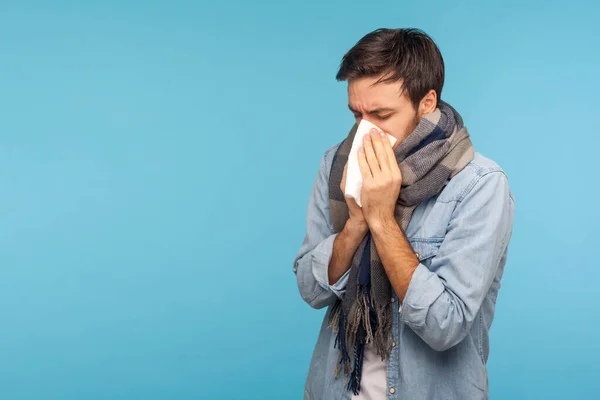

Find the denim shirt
[[293, 142, 515, 400]]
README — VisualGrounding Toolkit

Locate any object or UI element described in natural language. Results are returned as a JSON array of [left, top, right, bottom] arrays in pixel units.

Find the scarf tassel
[[348, 330, 365, 395], [331, 282, 379, 395], [332, 302, 352, 377]]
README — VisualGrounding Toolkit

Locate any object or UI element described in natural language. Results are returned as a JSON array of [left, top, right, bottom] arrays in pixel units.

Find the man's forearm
[[369, 219, 419, 301], [328, 220, 368, 285]]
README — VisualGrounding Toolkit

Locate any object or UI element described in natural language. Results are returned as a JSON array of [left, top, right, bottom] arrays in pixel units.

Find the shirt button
[[392, 340, 396, 347], [391, 297, 395, 303], [389, 387, 396, 394], [415, 252, 420, 259]]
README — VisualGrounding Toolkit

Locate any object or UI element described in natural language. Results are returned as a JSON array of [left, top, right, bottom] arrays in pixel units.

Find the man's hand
[[357, 128, 402, 229], [340, 161, 368, 234], [357, 128, 417, 301]]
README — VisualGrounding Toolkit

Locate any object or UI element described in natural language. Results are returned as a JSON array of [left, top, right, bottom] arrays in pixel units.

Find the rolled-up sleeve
[[400, 170, 515, 351], [293, 147, 349, 309]]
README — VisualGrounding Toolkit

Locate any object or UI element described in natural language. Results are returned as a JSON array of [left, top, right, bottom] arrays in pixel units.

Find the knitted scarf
[[327, 100, 474, 394]]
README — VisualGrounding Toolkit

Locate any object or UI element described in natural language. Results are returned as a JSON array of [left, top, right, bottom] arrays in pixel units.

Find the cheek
[[379, 116, 404, 137], [388, 113, 418, 139]]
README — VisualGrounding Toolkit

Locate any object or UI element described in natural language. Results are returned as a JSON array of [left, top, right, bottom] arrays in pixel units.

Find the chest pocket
[[407, 237, 443, 269]]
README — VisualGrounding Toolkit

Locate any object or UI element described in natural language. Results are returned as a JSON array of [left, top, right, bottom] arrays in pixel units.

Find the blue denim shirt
[[293, 142, 515, 400]]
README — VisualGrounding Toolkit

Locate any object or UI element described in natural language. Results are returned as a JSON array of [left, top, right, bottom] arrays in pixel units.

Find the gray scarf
[[327, 100, 474, 394]]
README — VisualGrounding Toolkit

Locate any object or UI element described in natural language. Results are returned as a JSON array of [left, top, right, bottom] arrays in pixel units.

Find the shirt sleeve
[[293, 147, 350, 309], [399, 170, 515, 351]]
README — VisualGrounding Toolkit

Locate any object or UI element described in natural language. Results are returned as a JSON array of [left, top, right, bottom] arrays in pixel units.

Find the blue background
[[1, 1, 598, 399]]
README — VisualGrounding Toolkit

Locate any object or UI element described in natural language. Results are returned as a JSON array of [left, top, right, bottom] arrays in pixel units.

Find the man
[[293, 28, 515, 400]]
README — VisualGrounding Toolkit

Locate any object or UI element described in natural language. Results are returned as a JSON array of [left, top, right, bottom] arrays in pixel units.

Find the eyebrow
[[348, 105, 396, 114]]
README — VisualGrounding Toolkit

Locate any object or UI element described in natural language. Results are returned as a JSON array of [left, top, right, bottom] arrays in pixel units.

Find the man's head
[[336, 28, 445, 146]]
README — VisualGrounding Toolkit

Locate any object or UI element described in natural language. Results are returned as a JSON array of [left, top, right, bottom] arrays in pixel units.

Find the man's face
[[347, 75, 421, 148]]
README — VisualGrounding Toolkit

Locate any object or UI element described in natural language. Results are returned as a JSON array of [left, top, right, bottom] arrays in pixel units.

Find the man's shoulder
[[464, 152, 505, 176], [439, 151, 512, 203]]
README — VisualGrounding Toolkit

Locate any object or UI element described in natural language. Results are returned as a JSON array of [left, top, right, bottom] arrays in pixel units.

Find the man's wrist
[[367, 215, 397, 235], [344, 218, 368, 239]]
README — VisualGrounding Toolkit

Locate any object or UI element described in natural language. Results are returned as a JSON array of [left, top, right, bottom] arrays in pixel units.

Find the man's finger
[[357, 146, 373, 180], [363, 131, 380, 176], [381, 131, 397, 172], [371, 129, 392, 173]]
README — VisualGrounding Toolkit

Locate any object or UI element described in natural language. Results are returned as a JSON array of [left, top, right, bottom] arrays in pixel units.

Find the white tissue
[[344, 119, 397, 207]]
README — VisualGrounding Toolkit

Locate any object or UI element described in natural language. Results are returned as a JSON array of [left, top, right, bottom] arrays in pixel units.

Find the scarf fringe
[[348, 331, 365, 395], [362, 285, 375, 344], [373, 300, 393, 359], [330, 301, 352, 376], [344, 299, 361, 352], [329, 285, 382, 394], [328, 300, 341, 333]]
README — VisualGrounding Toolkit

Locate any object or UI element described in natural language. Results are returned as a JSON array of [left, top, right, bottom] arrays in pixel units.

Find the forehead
[[347, 76, 408, 109]]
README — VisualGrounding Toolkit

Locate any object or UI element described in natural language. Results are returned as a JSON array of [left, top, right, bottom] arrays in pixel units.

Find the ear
[[418, 89, 437, 118]]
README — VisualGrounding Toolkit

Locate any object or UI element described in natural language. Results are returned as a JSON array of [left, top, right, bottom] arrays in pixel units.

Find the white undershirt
[[350, 342, 387, 400], [350, 303, 402, 399]]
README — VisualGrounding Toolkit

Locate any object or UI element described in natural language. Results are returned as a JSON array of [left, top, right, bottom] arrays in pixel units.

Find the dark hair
[[336, 28, 445, 110]]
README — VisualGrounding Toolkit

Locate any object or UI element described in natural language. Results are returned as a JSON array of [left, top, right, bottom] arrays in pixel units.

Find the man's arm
[[369, 219, 419, 301], [328, 219, 368, 285], [293, 148, 366, 309], [370, 171, 515, 351]]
